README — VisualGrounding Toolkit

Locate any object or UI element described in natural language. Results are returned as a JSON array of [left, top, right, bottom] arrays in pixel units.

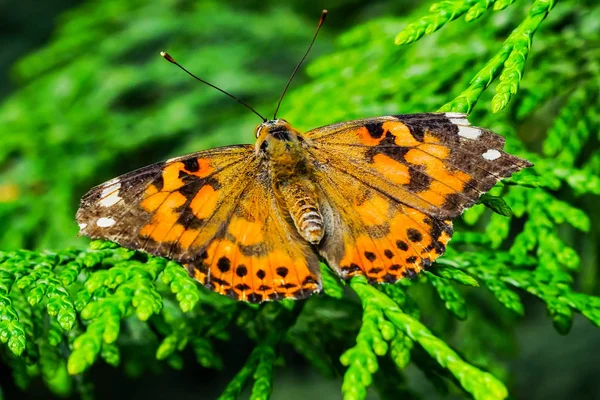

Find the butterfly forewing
[[307, 113, 531, 219], [77, 145, 254, 258]]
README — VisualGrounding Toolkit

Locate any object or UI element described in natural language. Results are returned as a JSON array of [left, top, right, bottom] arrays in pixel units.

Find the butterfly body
[[257, 119, 325, 245], [77, 113, 532, 302]]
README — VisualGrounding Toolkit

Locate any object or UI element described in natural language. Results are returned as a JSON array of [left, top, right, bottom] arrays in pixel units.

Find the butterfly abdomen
[[295, 199, 324, 244], [277, 179, 324, 244]]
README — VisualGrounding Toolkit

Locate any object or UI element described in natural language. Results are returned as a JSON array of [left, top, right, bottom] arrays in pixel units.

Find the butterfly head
[[255, 119, 304, 154]]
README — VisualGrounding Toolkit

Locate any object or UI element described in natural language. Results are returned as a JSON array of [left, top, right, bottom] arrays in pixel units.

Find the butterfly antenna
[[273, 9, 327, 120], [160, 52, 267, 122]]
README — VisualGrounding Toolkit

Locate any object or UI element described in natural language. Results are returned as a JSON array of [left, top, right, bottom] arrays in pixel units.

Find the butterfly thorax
[[255, 119, 324, 244]]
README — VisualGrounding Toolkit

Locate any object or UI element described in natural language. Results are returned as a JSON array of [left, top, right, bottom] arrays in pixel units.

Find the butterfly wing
[[307, 113, 532, 219], [191, 175, 321, 302], [307, 113, 531, 281], [77, 145, 321, 302]]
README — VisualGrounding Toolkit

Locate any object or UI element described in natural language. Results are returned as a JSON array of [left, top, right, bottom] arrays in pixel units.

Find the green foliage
[[1, 0, 600, 399]]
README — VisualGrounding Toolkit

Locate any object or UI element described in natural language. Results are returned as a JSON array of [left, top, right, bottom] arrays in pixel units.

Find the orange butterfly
[[76, 11, 531, 303]]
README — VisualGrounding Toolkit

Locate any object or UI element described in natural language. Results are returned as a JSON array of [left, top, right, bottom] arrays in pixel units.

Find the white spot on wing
[[78, 223, 88, 230], [96, 217, 116, 227], [451, 118, 470, 126], [458, 126, 482, 139], [445, 112, 470, 126], [444, 112, 467, 118], [99, 182, 122, 207], [482, 149, 501, 160]]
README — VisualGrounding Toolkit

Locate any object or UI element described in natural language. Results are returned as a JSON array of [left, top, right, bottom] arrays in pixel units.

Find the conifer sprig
[[439, 0, 558, 113]]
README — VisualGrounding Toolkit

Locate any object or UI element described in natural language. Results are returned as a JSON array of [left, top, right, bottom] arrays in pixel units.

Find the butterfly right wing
[[305, 113, 531, 283]]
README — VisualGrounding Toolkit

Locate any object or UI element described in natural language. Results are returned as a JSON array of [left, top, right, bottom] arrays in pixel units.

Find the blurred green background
[[0, 0, 599, 398]]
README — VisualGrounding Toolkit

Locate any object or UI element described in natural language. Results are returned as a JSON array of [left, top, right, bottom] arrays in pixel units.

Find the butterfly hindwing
[[308, 112, 531, 281], [316, 162, 453, 282], [187, 177, 321, 302]]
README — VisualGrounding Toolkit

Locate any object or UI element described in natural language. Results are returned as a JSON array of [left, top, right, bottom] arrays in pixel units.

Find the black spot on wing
[[247, 293, 263, 303], [407, 228, 423, 243], [217, 257, 231, 273], [396, 240, 409, 251], [364, 251, 377, 262], [236, 265, 248, 277], [365, 122, 385, 139], [276, 266, 289, 278], [183, 158, 200, 172], [407, 165, 432, 193]]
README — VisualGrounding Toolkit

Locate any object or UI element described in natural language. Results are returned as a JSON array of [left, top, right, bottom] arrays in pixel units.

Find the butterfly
[[76, 111, 531, 302], [75, 11, 532, 303]]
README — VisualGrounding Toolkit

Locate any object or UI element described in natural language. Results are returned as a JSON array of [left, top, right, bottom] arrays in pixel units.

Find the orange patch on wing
[[417, 143, 450, 159], [414, 185, 448, 207], [404, 148, 436, 166], [423, 132, 440, 144], [190, 185, 219, 219], [140, 192, 187, 242], [373, 154, 410, 185], [228, 217, 264, 245], [357, 126, 384, 146], [193, 159, 214, 177], [141, 191, 170, 212], [382, 121, 420, 147], [355, 193, 389, 225], [144, 183, 159, 197], [162, 162, 185, 191], [434, 171, 469, 192], [163, 223, 186, 242], [178, 229, 200, 250]]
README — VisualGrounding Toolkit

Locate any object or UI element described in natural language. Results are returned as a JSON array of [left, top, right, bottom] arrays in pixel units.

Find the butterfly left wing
[[307, 113, 531, 282], [76, 145, 321, 302]]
